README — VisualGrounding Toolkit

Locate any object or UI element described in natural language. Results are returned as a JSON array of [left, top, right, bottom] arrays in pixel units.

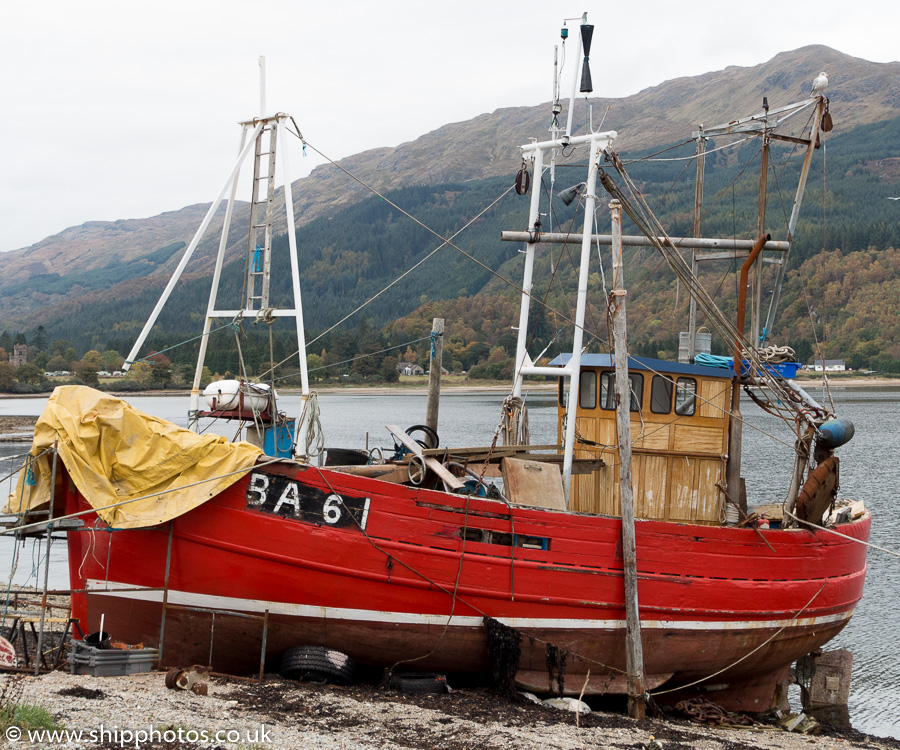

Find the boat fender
[[816, 419, 854, 450], [796, 456, 839, 523]]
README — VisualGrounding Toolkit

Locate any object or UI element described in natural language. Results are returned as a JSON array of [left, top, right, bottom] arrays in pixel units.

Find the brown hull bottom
[[85, 593, 847, 712]]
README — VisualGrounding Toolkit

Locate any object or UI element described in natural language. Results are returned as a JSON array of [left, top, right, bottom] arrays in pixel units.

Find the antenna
[[259, 56, 266, 116]]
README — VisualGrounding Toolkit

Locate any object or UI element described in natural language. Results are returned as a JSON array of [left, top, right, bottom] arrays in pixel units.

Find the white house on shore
[[806, 359, 847, 372]]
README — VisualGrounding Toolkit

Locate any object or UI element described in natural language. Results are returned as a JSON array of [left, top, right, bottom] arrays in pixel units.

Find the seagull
[[811, 72, 829, 96], [888, 196, 900, 201]]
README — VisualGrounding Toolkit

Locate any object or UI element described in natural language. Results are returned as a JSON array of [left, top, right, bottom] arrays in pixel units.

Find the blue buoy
[[816, 418, 855, 450]]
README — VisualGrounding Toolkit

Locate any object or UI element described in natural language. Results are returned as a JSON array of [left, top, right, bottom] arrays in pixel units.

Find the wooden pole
[[609, 199, 646, 720], [425, 318, 444, 436]]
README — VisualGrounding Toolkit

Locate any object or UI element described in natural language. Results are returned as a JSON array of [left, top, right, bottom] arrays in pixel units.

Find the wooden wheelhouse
[[553, 354, 733, 524]]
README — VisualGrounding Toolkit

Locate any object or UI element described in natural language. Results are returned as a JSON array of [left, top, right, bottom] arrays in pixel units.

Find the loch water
[[0, 386, 897, 738]]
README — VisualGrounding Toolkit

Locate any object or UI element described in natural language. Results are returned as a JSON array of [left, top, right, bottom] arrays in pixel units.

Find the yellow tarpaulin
[[6, 386, 263, 529]]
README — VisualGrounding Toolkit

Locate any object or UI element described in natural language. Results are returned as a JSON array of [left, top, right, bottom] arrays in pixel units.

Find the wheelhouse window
[[675, 378, 697, 416], [650, 375, 674, 414], [600, 371, 643, 412], [579, 370, 597, 409]]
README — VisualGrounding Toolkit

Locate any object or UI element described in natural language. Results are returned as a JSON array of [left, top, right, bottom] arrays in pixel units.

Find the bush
[[467, 358, 514, 380]]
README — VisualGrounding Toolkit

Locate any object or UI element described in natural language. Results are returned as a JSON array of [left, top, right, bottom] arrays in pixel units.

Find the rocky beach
[[6, 669, 899, 750]]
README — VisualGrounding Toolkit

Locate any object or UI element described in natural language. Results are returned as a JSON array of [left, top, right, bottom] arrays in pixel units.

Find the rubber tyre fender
[[279, 645, 357, 686], [404, 424, 439, 450], [392, 672, 448, 694]]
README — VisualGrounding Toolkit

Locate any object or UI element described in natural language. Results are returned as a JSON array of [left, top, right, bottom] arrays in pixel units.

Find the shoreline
[[15, 670, 900, 749], [1, 375, 897, 402]]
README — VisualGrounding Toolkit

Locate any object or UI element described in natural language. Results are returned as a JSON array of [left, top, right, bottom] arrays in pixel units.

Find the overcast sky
[[1, 0, 896, 253]]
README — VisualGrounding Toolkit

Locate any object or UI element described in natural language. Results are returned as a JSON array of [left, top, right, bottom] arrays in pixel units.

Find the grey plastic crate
[[69, 640, 159, 676]]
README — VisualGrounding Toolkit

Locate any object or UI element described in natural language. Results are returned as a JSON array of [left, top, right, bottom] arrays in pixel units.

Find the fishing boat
[[10, 18, 869, 713]]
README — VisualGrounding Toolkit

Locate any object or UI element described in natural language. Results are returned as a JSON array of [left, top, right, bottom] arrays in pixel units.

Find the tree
[[102, 350, 124, 371], [16, 363, 43, 385], [146, 352, 173, 386], [0, 363, 15, 391], [126, 362, 153, 385], [306, 353, 325, 381], [380, 356, 399, 383], [46, 355, 69, 371], [151, 362, 172, 386], [79, 362, 100, 386], [82, 350, 104, 369], [13, 332, 26, 346], [0, 332, 11, 353], [50, 339, 71, 357], [31, 326, 47, 352]]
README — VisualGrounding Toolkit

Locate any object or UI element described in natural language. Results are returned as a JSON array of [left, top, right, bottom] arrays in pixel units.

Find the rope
[[124, 321, 235, 365], [2, 458, 283, 537], [600, 154, 811, 430], [650, 582, 827, 696], [782, 507, 900, 558], [500, 395, 530, 447], [296, 392, 325, 460], [307, 463, 627, 678], [271, 336, 431, 383], [623, 135, 754, 163]]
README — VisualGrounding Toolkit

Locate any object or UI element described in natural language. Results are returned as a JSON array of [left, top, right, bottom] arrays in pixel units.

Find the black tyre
[[404, 424, 440, 450], [279, 645, 357, 686], [391, 672, 449, 694]]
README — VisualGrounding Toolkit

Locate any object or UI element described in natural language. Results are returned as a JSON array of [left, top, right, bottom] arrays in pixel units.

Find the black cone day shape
[[580, 24, 594, 93]]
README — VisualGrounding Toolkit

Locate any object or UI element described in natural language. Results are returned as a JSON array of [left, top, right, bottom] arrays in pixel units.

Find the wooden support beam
[[609, 199, 646, 720]]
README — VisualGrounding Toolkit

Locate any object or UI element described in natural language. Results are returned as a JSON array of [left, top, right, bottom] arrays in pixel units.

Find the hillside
[[1, 44, 900, 375]]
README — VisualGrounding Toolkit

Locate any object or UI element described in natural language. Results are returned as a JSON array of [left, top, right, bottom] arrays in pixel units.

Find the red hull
[[65, 461, 869, 710]]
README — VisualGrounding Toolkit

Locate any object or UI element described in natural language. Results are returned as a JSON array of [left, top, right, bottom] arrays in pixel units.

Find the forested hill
[[2, 44, 900, 377]]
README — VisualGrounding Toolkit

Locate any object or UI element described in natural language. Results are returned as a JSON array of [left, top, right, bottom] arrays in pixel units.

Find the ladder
[[245, 122, 278, 310]]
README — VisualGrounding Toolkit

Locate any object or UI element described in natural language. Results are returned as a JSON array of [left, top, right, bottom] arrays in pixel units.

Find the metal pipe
[[561, 137, 603, 501], [752, 136, 770, 345], [35, 442, 58, 676], [513, 147, 544, 398], [278, 117, 310, 396], [157, 521, 175, 669], [500, 231, 789, 252], [727, 234, 770, 502], [190, 124, 251, 430], [563, 15, 586, 140], [259, 56, 266, 117], [522, 131, 616, 155], [689, 129, 707, 360], [124, 121, 264, 372], [763, 99, 826, 343]]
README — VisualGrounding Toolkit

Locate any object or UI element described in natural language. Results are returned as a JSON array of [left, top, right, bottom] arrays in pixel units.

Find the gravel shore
[[7, 670, 898, 750]]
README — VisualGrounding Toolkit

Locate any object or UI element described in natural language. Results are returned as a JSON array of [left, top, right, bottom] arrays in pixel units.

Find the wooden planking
[[572, 417, 601, 514], [668, 455, 697, 521], [596, 460, 620, 517], [696, 458, 725, 523], [501, 458, 566, 510], [635, 454, 668, 520], [673, 424, 725, 455], [698, 378, 730, 419], [632, 421, 670, 451]]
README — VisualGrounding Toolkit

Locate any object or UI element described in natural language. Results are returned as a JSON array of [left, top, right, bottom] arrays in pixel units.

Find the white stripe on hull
[[85, 579, 853, 632]]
